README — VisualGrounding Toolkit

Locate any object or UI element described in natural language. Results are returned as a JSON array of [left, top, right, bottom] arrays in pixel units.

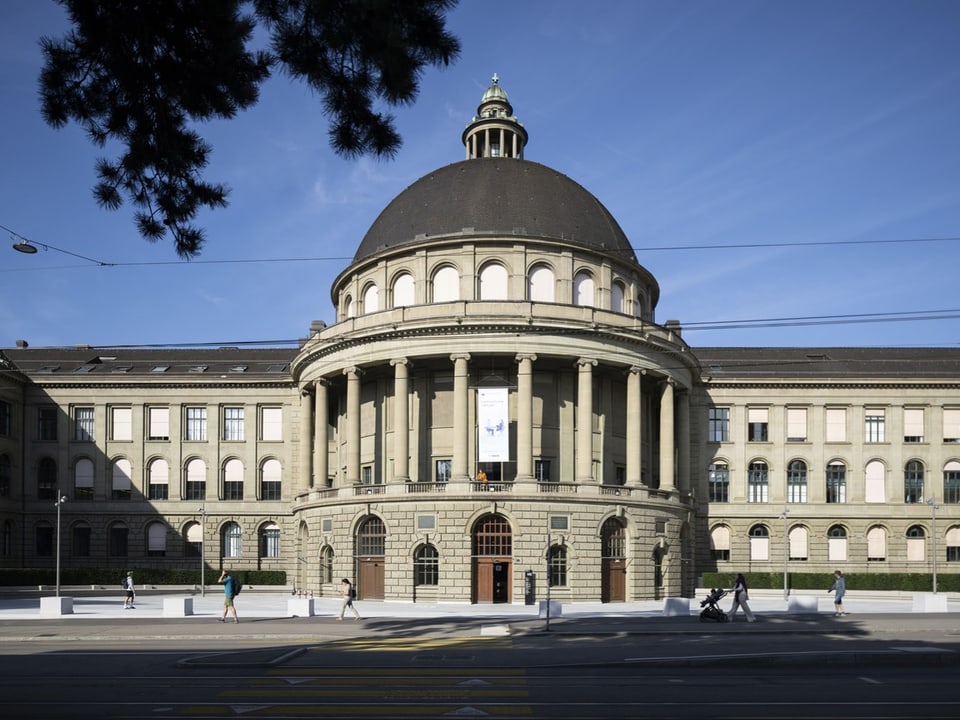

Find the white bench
[[913, 592, 948, 613], [287, 597, 316, 617], [162, 597, 194, 617], [663, 597, 691, 616]]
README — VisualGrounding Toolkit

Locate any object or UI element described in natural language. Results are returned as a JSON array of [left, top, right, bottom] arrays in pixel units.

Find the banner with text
[[477, 387, 510, 461]]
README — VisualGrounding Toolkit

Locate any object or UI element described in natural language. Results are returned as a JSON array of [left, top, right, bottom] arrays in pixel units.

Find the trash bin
[[524, 570, 536, 605]]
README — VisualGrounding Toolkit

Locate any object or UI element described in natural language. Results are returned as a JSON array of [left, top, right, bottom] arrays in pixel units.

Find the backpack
[[233, 579, 242, 596], [122, 576, 129, 590], [349, 585, 357, 600]]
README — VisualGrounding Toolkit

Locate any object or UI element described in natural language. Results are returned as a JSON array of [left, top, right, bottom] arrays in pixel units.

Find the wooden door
[[358, 556, 384, 600], [602, 558, 626, 603]]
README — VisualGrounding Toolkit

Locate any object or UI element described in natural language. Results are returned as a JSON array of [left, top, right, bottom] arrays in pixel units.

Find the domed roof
[[353, 158, 637, 262]]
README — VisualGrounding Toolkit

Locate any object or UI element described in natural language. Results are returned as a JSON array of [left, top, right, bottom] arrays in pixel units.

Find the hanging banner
[[477, 387, 510, 461]]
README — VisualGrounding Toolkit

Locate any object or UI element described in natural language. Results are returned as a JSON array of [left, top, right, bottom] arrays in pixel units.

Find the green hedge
[[0, 568, 286, 588], [701, 571, 960, 593]]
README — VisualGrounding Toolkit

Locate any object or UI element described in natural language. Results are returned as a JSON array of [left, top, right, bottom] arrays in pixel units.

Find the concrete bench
[[912, 592, 948, 613], [287, 597, 316, 617], [40, 596, 73, 616], [162, 597, 194, 617], [539, 600, 562, 618], [663, 597, 691, 616]]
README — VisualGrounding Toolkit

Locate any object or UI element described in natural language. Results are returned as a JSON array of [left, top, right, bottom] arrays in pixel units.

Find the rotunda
[[291, 76, 698, 603]]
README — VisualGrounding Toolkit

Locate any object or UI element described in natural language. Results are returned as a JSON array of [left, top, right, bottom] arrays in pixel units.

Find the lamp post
[[5, 222, 111, 265], [198, 507, 207, 597], [55, 491, 67, 597], [778, 508, 789, 601], [927, 495, 939, 593]]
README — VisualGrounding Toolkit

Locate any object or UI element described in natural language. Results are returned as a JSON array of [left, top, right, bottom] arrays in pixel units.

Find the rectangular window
[[111, 407, 132, 441], [747, 407, 768, 442], [825, 407, 846, 443], [147, 406, 170, 441], [944, 408, 960, 443], [36, 526, 54, 557], [362, 465, 373, 485], [222, 407, 244, 441], [0, 400, 12, 436], [826, 463, 847, 503], [72, 526, 91, 557], [748, 462, 768, 503], [865, 408, 885, 443], [109, 526, 129, 557], [185, 406, 207, 441], [707, 407, 730, 442], [943, 466, 960, 504], [786, 408, 807, 442], [261, 527, 281, 558], [260, 407, 283, 441], [435, 459, 451, 483], [903, 407, 924, 443], [74, 406, 94, 442], [535, 459, 553, 482], [38, 407, 58, 441]]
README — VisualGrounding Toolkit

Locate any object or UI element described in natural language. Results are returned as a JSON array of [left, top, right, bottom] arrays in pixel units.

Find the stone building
[[1, 78, 957, 601]]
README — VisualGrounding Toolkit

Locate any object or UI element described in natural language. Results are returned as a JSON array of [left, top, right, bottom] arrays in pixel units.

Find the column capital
[[450, 353, 471, 363], [515, 353, 538, 364], [390, 357, 410, 368], [343, 366, 364, 377], [575, 357, 598, 369]]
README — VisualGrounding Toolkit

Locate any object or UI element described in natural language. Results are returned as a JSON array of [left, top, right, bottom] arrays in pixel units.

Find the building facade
[[1, 79, 957, 601]]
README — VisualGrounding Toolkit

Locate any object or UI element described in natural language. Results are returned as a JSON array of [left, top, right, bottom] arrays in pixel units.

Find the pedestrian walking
[[828, 570, 846, 616], [122, 571, 136, 609], [728, 572, 756, 622], [338, 578, 361, 620], [218, 569, 240, 623]]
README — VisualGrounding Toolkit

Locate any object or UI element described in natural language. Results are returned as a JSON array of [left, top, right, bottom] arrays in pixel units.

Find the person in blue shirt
[[829, 570, 846, 616], [218, 569, 240, 623]]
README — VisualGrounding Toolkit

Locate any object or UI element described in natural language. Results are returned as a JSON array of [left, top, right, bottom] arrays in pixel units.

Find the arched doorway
[[601, 517, 627, 602], [472, 514, 512, 603], [356, 516, 385, 600]]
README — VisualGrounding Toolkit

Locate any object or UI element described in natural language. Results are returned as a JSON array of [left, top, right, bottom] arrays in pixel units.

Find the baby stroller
[[699, 587, 729, 622]]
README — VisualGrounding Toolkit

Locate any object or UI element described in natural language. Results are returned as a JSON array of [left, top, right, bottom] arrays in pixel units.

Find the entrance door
[[602, 558, 626, 603], [473, 557, 512, 603], [358, 556, 384, 600]]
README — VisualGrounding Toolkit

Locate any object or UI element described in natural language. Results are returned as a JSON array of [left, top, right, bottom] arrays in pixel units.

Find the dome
[[353, 158, 638, 263]]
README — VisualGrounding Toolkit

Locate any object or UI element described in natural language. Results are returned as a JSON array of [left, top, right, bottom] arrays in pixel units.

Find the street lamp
[[778, 508, 789, 601], [926, 495, 939, 593], [198, 507, 207, 597], [4, 222, 111, 266], [55, 491, 67, 597]]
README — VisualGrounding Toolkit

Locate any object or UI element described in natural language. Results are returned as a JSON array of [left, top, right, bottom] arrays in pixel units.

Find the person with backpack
[[218, 569, 240, 623], [338, 578, 360, 620], [122, 571, 136, 609]]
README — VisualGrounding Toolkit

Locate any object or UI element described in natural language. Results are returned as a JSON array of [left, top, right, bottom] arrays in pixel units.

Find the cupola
[[461, 73, 528, 160]]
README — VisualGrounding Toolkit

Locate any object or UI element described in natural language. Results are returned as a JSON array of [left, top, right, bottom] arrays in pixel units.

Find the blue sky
[[2, 0, 959, 350]]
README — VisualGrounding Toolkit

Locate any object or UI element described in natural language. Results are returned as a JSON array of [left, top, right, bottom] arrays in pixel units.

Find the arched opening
[[600, 517, 627, 603], [472, 514, 512, 603]]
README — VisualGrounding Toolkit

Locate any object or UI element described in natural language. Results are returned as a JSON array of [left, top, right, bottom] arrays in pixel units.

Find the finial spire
[[492, 72, 499, 85]]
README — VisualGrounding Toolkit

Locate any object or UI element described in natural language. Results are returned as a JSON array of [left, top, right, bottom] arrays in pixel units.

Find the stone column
[[451, 354, 471, 481], [659, 380, 675, 492], [576, 358, 597, 483], [344, 367, 361, 486], [391, 358, 410, 482], [626, 366, 643, 486], [314, 380, 328, 488], [677, 389, 690, 495], [298, 386, 313, 493], [515, 353, 537, 481]]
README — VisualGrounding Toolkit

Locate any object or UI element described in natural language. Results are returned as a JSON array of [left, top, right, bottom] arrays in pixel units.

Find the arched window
[[788, 525, 809, 560], [72, 521, 91, 557], [946, 527, 960, 562], [260, 522, 280, 559], [573, 271, 595, 307], [223, 522, 242, 559], [906, 524, 926, 562], [148, 458, 169, 500], [320, 546, 334, 584], [363, 283, 379, 313], [826, 460, 846, 503], [414, 544, 439, 586], [479, 263, 508, 300], [611, 281, 625, 314], [185, 458, 206, 501], [601, 517, 626, 559], [867, 525, 887, 561], [38, 457, 57, 500], [944, 461, 960, 504], [749, 524, 769, 561], [548, 545, 568, 587], [865, 459, 886, 503], [747, 461, 768, 503], [710, 525, 730, 561], [392, 272, 415, 307], [828, 524, 847, 562], [634, 292, 645, 318], [261, 458, 281, 500], [185, 521, 202, 558], [146, 522, 167, 557], [708, 462, 729, 503], [74, 457, 94, 501], [222, 458, 244, 501], [904, 460, 924, 503], [527, 264, 555, 302], [432, 265, 460, 302], [344, 294, 355, 319], [358, 516, 386, 557], [474, 514, 513, 556], [787, 459, 807, 503], [109, 521, 129, 557], [111, 458, 132, 500]]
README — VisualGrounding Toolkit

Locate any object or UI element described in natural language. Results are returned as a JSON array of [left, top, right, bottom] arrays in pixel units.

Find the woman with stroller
[[728, 572, 756, 622]]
